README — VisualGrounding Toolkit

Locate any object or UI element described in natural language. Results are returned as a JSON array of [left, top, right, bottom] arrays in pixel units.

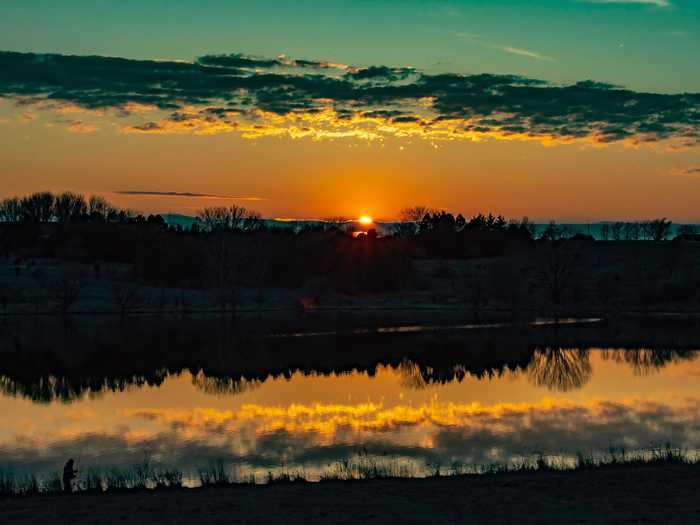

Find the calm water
[[1, 318, 699, 483]]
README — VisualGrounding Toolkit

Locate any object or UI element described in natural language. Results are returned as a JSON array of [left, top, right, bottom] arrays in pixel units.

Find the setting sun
[[358, 215, 373, 225]]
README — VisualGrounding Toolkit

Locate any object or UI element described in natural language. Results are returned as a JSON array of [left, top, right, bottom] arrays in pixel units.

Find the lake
[[1, 317, 699, 484]]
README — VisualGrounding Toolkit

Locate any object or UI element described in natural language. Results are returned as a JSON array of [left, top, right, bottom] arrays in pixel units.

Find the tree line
[[396, 206, 536, 238], [398, 206, 695, 242], [2, 193, 693, 243], [598, 220, 692, 242], [0, 191, 165, 225]]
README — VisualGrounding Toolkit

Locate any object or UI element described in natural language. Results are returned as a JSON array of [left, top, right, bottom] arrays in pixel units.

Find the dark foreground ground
[[3, 464, 700, 524]]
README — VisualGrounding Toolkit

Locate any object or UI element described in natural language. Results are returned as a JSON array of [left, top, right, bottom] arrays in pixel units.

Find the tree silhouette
[[54, 192, 88, 223], [20, 192, 54, 222]]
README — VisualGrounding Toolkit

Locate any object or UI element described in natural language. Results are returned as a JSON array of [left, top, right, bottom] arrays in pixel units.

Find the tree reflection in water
[[600, 349, 699, 376], [191, 371, 262, 396], [1, 317, 699, 402], [1, 347, 697, 402], [527, 348, 592, 392]]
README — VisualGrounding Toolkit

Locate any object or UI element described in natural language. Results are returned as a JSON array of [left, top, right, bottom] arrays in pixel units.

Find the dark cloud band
[[0, 50, 698, 145], [113, 191, 266, 200]]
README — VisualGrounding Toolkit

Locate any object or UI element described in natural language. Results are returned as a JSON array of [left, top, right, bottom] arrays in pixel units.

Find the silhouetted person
[[63, 459, 77, 494]]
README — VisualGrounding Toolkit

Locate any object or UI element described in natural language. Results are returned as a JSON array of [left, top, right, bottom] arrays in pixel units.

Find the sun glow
[[358, 215, 373, 225]]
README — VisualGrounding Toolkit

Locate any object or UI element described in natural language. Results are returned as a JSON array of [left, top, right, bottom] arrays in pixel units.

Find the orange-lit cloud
[[3, 396, 700, 477], [671, 167, 700, 177], [65, 120, 99, 133], [124, 396, 700, 438], [1, 50, 697, 149]]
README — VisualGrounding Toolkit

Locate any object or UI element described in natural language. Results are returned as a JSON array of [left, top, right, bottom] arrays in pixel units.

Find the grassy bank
[[1, 445, 697, 498], [1, 458, 699, 524]]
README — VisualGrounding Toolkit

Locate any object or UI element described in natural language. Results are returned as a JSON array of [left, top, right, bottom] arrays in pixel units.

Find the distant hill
[[161, 214, 198, 229]]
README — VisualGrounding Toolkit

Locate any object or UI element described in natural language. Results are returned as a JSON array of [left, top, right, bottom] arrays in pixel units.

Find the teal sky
[[1, 0, 698, 93]]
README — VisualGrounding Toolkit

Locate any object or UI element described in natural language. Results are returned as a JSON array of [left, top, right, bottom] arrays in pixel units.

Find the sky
[[1, 0, 699, 221]]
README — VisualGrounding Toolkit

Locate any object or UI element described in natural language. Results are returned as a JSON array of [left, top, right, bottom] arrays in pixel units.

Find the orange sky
[[2, 98, 699, 222], [1, 1, 699, 222]]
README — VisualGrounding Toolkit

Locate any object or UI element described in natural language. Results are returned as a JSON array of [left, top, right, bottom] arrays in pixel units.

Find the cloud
[[671, 167, 700, 177], [580, 0, 672, 6], [196, 53, 282, 69], [500, 46, 554, 62], [113, 191, 266, 200], [0, 50, 698, 147], [196, 53, 349, 72], [64, 120, 99, 133], [2, 397, 700, 479], [345, 65, 416, 81]]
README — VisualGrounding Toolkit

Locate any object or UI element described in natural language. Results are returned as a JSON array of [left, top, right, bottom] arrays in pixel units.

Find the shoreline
[[2, 462, 699, 524]]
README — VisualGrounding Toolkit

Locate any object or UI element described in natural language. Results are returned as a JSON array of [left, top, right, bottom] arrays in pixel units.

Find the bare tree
[[399, 206, 434, 235], [54, 192, 88, 223], [227, 206, 249, 230], [623, 222, 641, 241], [197, 206, 258, 232], [198, 207, 230, 232], [20, 192, 55, 223], [539, 221, 568, 241], [0, 197, 22, 222], [611, 222, 624, 241], [400, 206, 432, 223], [88, 195, 117, 221], [677, 224, 698, 237], [528, 348, 592, 392], [243, 211, 263, 232], [601, 349, 696, 376], [648, 218, 673, 241]]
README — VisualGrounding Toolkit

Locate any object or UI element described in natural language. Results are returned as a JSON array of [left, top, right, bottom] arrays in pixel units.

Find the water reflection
[[192, 372, 262, 396], [600, 348, 700, 375], [1, 317, 700, 481], [528, 348, 593, 392], [2, 368, 700, 480], [2, 347, 698, 403], [1, 318, 699, 403]]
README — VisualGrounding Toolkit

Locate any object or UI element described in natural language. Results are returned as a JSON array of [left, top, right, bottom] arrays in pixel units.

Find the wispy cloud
[[671, 167, 700, 177], [113, 191, 267, 201], [65, 120, 99, 134], [580, 0, 672, 7], [500, 46, 554, 62], [452, 31, 481, 39]]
